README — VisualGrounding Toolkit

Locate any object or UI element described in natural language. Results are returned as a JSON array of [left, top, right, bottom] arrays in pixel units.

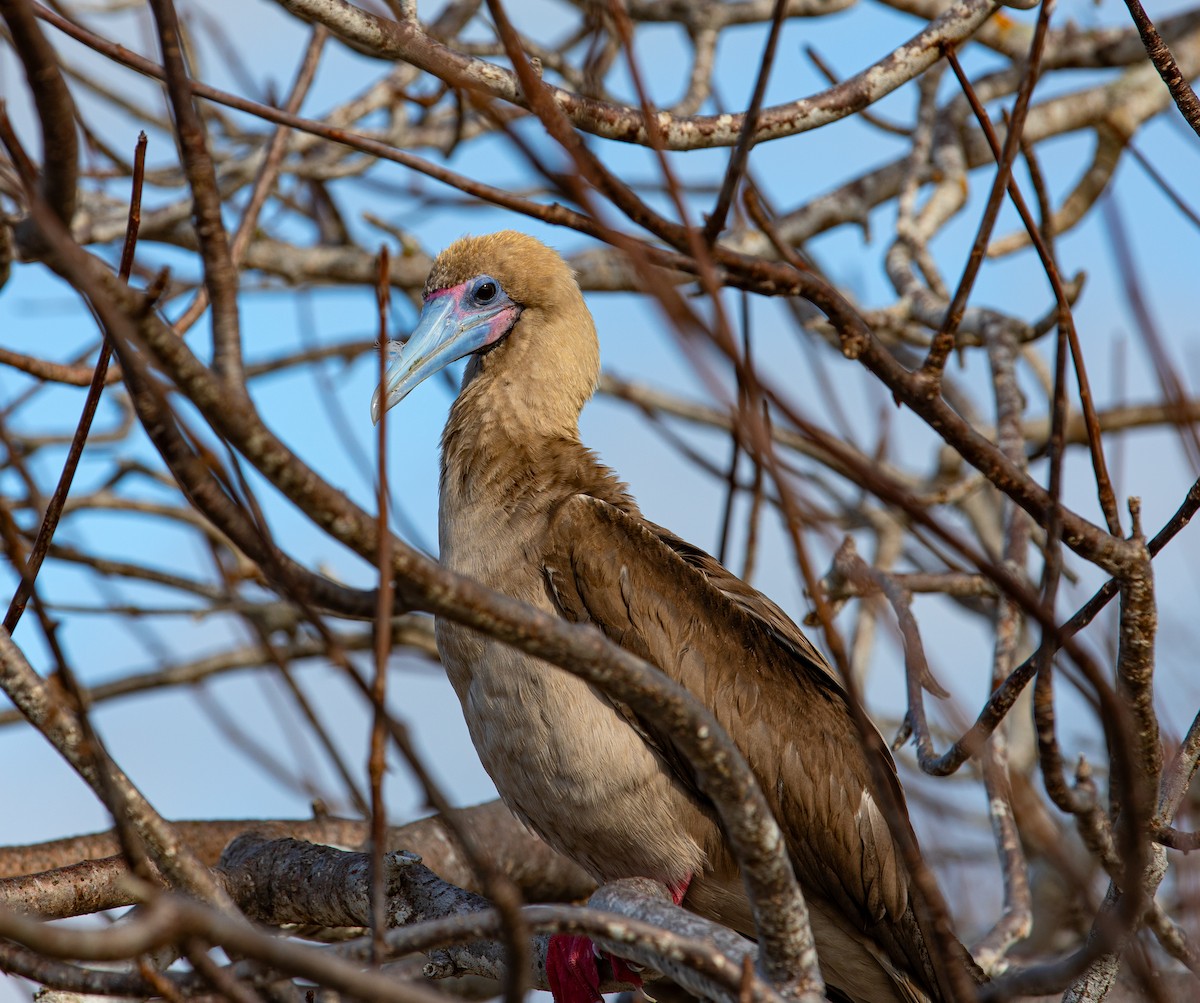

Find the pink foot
[[545, 876, 692, 1003]]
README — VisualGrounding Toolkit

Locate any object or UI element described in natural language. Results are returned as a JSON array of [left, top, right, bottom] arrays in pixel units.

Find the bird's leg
[[666, 874, 691, 905], [545, 874, 693, 1003]]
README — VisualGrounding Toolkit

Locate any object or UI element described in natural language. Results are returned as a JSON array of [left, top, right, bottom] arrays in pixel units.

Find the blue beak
[[371, 290, 512, 424]]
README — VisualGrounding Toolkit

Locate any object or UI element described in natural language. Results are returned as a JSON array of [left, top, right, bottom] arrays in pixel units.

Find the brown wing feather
[[646, 519, 919, 884], [644, 521, 841, 684], [543, 492, 943, 998]]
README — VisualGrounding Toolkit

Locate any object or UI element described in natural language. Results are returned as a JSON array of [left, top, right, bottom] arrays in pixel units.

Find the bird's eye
[[475, 280, 498, 304]]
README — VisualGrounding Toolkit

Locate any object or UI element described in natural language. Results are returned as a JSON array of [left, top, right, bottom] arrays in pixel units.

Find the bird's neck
[[436, 303, 624, 574], [441, 383, 585, 512], [442, 353, 580, 475], [440, 305, 598, 489], [438, 357, 635, 546]]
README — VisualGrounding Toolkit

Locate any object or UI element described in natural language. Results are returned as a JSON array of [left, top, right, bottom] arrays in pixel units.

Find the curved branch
[[0, 887, 446, 1003], [271, 0, 1000, 149]]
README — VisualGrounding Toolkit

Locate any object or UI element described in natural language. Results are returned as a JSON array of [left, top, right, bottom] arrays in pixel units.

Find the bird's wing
[[642, 521, 840, 679], [542, 492, 939, 990]]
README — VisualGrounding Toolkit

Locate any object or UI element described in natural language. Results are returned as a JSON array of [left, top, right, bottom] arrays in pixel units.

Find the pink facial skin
[[427, 281, 520, 351]]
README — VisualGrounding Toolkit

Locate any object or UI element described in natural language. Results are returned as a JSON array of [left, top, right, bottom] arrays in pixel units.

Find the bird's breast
[[435, 496, 710, 884], [439, 620, 710, 883]]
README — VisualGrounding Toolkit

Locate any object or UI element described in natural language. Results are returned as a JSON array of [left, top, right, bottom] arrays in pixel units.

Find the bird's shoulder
[[541, 490, 843, 701]]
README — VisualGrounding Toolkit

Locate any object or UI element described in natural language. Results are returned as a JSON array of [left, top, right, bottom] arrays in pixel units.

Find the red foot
[[546, 876, 692, 1003], [547, 934, 642, 1003]]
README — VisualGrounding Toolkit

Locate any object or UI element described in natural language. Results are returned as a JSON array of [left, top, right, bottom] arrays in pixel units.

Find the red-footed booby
[[372, 231, 971, 1003]]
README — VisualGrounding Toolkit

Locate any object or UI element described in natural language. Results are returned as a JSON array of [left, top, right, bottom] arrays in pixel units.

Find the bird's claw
[[546, 934, 642, 1003]]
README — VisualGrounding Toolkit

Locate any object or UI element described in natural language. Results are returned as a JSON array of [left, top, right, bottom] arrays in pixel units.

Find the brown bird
[[372, 232, 971, 1003]]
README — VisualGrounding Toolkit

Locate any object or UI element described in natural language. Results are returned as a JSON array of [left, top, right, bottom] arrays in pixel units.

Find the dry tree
[[0, 0, 1199, 1001]]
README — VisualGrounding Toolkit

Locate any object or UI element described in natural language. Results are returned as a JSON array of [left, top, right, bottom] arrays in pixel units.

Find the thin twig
[[944, 47, 1122, 535], [1122, 0, 1200, 137], [371, 246, 394, 964], [922, 3, 1055, 381], [147, 0, 244, 389], [4, 132, 146, 634], [702, 0, 787, 243]]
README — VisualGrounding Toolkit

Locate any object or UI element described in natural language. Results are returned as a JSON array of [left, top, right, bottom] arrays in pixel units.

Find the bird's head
[[371, 231, 599, 425]]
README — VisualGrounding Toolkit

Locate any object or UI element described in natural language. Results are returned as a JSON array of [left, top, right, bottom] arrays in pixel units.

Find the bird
[[372, 231, 974, 1003]]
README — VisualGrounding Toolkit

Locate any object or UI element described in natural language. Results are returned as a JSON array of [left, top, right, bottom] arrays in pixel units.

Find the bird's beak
[[371, 287, 516, 423]]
